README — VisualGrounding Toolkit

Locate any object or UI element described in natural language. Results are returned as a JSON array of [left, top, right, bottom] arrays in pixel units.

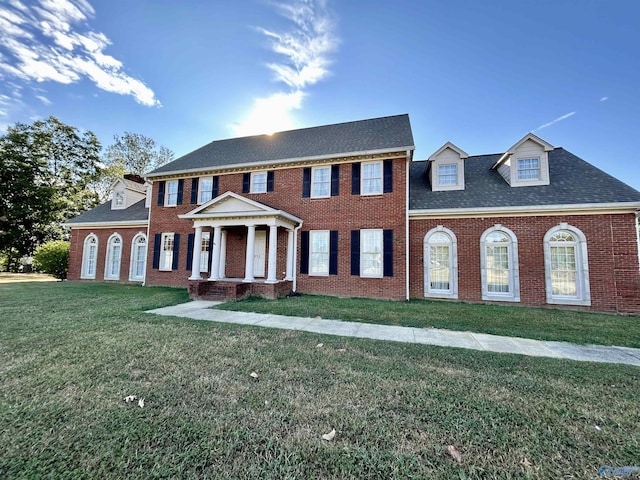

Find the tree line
[[0, 116, 173, 272]]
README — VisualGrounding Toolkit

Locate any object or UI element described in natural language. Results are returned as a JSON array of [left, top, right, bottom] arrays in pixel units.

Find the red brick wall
[[67, 227, 148, 282], [145, 157, 408, 299], [409, 213, 640, 313]]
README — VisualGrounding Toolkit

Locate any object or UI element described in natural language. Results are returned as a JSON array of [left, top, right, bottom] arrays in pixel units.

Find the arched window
[[81, 234, 98, 279], [544, 224, 590, 306], [424, 226, 458, 298], [105, 233, 122, 280], [480, 225, 520, 302], [129, 233, 147, 282]]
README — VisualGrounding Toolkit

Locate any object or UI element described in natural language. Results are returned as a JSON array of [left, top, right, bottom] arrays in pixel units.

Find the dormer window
[[517, 157, 540, 181], [114, 191, 125, 207], [427, 142, 467, 192], [493, 133, 553, 187]]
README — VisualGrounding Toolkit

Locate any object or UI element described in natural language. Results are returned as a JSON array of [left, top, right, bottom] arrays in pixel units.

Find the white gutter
[[409, 202, 640, 219], [62, 220, 148, 228], [635, 211, 640, 272], [145, 145, 416, 179]]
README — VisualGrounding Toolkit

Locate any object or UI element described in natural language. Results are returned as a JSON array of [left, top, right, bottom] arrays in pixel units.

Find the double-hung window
[[438, 164, 458, 186], [311, 166, 331, 198], [105, 234, 122, 280], [361, 161, 382, 195], [81, 235, 98, 279], [310, 230, 330, 275], [165, 180, 179, 206], [199, 232, 211, 273], [199, 177, 213, 204], [424, 227, 458, 298], [544, 224, 590, 305], [130, 234, 147, 281], [360, 229, 383, 277], [114, 191, 125, 208], [517, 157, 540, 181], [480, 226, 520, 302], [160, 233, 175, 271], [251, 172, 268, 193]]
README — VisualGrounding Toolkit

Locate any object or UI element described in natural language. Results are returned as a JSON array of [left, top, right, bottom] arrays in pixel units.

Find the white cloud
[[0, 0, 159, 106], [534, 111, 576, 131], [233, 0, 338, 136], [35, 94, 51, 105], [600, 96, 608, 102]]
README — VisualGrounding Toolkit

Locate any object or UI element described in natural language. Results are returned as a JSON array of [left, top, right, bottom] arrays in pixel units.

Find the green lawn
[[1, 282, 639, 479], [217, 295, 640, 348]]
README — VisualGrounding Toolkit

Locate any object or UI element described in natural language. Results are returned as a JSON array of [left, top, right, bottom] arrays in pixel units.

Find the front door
[[253, 230, 266, 277]]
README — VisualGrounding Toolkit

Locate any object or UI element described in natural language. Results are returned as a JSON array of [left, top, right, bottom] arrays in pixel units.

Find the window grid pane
[[362, 163, 382, 195], [161, 234, 174, 270], [252, 173, 267, 193], [429, 245, 450, 290], [166, 181, 178, 205], [312, 167, 330, 197], [550, 245, 577, 296], [310, 231, 329, 275], [517, 157, 540, 180], [199, 177, 213, 203], [200, 232, 210, 272], [86, 243, 97, 276], [486, 244, 510, 293], [438, 164, 458, 185], [361, 230, 382, 276]]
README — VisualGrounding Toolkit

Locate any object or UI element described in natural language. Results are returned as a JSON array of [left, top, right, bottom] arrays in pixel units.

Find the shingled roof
[[64, 199, 149, 226], [147, 114, 414, 177], [410, 148, 640, 210]]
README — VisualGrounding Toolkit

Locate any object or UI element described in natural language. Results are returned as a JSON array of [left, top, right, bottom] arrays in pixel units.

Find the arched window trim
[[104, 233, 123, 280], [543, 223, 591, 306], [423, 226, 458, 299], [81, 234, 98, 279], [129, 232, 147, 282], [480, 224, 520, 302]]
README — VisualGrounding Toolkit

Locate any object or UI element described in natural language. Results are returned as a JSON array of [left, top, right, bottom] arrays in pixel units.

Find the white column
[[209, 226, 222, 280], [189, 226, 203, 280], [243, 225, 256, 282], [266, 225, 278, 283], [219, 229, 227, 279], [285, 229, 294, 281]]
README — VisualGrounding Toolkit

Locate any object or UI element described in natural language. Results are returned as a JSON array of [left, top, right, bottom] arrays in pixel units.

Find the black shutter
[[329, 230, 338, 275], [176, 179, 184, 205], [172, 233, 180, 270], [242, 173, 250, 193], [351, 163, 360, 195], [267, 171, 275, 192], [190, 178, 199, 204], [351, 230, 360, 275], [302, 167, 311, 198], [383, 229, 393, 277], [157, 181, 165, 206], [207, 231, 214, 272], [383, 159, 393, 193], [300, 231, 309, 274], [186, 233, 195, 270], [212, 176, 219, 199], [152, 233, 161, 269], [331, 164, 340, 196]]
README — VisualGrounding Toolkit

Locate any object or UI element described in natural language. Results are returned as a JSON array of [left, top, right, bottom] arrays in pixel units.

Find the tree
[[0, 117, 102, 270], [33, 240, 69, 279]]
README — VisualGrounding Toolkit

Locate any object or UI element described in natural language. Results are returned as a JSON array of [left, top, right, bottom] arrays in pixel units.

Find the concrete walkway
[[146, 301, 640, 367]]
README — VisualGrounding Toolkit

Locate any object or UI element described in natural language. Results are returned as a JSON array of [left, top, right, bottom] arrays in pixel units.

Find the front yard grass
[[1, 282, 639, 479], [217, 295, 640, 348]]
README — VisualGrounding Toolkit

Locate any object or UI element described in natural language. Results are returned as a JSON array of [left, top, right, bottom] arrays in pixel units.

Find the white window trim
[[424, 226, 458, 299], [199, 176, 214, 204], [81, 234, 98, 279], [361, 161, 383, 196], [199, 231, 211, 273], [128, 233, 147, 282], [311, 166, 331, 199], [480, 225, 520, 302], [159, 232, 175, 271], [544, 223, 591, 306], [104, 233, 123, 280], [113, 190, 125, 209], [165, 180, 179, 207], [309, 230, 330, 276], [360, 229, 383, 278], [516, 156, 541, 181], [437, 164, 458, 187], [251, 171, 268, 194]]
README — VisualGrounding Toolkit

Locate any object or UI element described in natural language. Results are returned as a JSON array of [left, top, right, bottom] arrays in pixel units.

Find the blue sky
[[1, 0, 639, 189]]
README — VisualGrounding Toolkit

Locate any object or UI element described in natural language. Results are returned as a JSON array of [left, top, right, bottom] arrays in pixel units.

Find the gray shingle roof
[[410, 148, 640, 210], [64, 199, 149, 225], [121, 178, 147, 193], [148, 114, 414, 176]]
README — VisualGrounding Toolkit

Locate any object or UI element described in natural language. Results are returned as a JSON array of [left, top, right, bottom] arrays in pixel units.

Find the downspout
[[635, 211, 640, 272], [143, 180, 153, 287], [405, 150, 412, 301], [293, 222, 303, 292]]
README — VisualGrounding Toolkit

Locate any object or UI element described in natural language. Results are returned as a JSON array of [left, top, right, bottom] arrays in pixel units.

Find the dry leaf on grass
[[322, 429, 336, 441], [250, 371, 259, 379], [336, 348, 346, 352], [520, 457, 532, 467], [594, 425, 602, 431], [124, 395, 137, 403], [447, 445, 462, 463], [316, 343, 324, 348], [138, 398, 145, 408]]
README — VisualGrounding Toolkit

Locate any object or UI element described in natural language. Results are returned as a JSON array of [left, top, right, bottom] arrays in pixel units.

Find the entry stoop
[[188, 280, 293, 301]]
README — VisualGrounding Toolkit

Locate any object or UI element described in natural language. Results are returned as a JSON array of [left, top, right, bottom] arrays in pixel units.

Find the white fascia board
[[145, 145, 416, 179], [63, 220, 149, 228], [409, 202, 640, 219], [179, 210, 302, 224]]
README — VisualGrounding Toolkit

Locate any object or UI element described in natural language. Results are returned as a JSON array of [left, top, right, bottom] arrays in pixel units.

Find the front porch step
[[188, 280, 293, 301]]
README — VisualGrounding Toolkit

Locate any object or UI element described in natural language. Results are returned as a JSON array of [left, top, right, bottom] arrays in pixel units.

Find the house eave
[[178, 210, 302, 225], [409, 202, 640, 219], [63, 220, 149, 229]]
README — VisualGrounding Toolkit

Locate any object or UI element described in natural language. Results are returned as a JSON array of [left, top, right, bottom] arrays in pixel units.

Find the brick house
[[65, 114, 640, 313]]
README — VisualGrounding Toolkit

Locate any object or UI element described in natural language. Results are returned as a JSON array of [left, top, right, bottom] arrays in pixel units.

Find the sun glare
[[232, 91, 304, 137]]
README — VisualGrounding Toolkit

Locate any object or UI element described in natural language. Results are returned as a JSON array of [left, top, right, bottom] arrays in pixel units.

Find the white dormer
[[427, 142, 468, 191], [492, 133, 554, 187], [110, 178, 147, 210]]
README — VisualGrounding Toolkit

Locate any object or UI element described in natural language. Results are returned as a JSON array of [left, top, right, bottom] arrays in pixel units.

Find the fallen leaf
[[447, 445, 462, 463], [337, 348, 346, 352], [520, 457, 532, 467], [250, 371, 259, 379], [594, 425, 602, 431], [316, 343, 324, 348], [322, 429, 336, 441], [138, 398, 145, 408], [314, 316, 322, 320], [124, 395, 137, 403]]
